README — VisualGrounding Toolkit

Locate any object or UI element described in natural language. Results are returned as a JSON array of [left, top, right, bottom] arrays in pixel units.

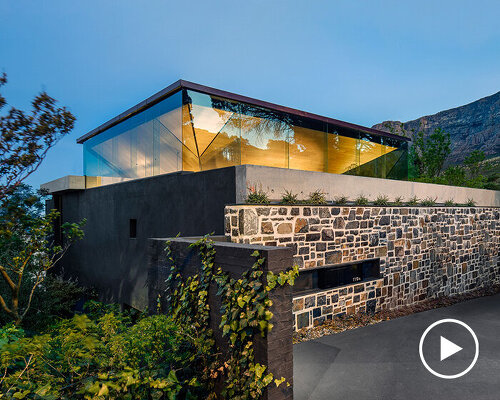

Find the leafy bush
[[354, 195, 369, 206], [306, 190, 328, 205], [11, 275, 93, 333], [420, 197, 437, 206], [333, 195, 348, 205], [466, 198, 476, 206], [0, 313, 206, 399], [280, 189, 299, 205], [373, 195, 390, 206], [444, 199, 456, 206]]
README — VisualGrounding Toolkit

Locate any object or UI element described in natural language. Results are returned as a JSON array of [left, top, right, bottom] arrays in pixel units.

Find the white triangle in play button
[[440, 336, 463, 361]]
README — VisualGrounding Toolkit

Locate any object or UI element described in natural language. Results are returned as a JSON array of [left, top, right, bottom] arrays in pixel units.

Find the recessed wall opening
[[293, 258, 381, 296], [129, 219, 137, 238]]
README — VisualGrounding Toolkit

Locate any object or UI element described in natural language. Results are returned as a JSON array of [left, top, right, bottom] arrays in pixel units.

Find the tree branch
[[0, 293, 14, 316], [0, 265, 16, 291]]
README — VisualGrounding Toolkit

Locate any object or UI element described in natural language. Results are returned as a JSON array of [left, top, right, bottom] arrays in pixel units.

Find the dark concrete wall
[[148, 237, 294, 400], [56, 167, 238, 308]]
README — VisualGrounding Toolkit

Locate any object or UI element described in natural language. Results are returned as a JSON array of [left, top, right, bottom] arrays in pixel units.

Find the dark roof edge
[[77, 79, 410, 144]]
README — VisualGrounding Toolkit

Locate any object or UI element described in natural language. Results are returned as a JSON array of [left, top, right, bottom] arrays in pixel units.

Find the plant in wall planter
[[280, 189, 299, 205], [246, 184, 270, 204], [354, 194, 369, 206], [307, 189, 328, 205]]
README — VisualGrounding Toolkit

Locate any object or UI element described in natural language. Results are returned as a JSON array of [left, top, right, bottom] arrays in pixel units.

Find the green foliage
[[333, 195, 348, 205], [420, 197, 437, 206], [406, 196, 420, 206], [0, 185, 86, 325], [444, 199, 456, 207], [392, 196, 404, 206], [0, 73, 75, 201], [246, 187, 270, 204], [306, 190, 328, 205], [440, 165, 467, 186], [0, 323, 24, 347], [5, 275, 92, 333], [163, 235, 299, 399], [280, 189, 299, 205], [466, 198, 476, 207], [0, 312, 203, 399], [373, 195, 389, 206], [464, 150, 485, 177], [354, 195, 369, 206], [390, 122, 493, 189], [410, 127, 451, 178]]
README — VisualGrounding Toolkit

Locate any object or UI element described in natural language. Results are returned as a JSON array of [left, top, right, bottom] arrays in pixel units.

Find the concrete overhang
[[40, 175, 100, 194]]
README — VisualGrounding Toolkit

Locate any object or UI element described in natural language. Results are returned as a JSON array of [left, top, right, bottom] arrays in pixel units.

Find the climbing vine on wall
[[163, 235, 299, 400]]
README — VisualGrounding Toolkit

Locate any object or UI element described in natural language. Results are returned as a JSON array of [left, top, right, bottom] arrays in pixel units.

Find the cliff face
[[373, 91, 500, 166]]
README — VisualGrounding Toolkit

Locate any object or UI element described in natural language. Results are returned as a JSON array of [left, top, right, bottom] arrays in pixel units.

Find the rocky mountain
[[373, 91, 500, 166]]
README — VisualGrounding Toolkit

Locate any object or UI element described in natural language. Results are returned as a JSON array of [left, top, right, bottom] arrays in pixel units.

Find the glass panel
[[327, 127, 359, 174], [155, 119, 182, 174], [185, 91, 236, 154], [240, 105, 289, 169], [357, 132, 385, 178], [182, 100, 201, 171], [84, 85, 409, 182], [183, 90, 240, 170], [199, 127, 241, 170], [386, 140, 408, 180], [83, 90, 183, 181], [288, 118, 327, 172]]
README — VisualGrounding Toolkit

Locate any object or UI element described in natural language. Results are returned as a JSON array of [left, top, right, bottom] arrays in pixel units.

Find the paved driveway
[[294, 294, 500, 400]]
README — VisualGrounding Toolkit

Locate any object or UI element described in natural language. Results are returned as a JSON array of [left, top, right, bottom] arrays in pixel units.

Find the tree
[[382, 122, 451, 180], [0, 74, 83, 325], [0, 190, 84, 325], [0, 73, 75, 201], [411, 127, 451, 178], [463, 149, 486, 177]]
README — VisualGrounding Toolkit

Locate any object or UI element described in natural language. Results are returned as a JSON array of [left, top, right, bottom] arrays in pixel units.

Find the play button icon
[[440, 336, 463, 361], [419, 318, 479, 379]]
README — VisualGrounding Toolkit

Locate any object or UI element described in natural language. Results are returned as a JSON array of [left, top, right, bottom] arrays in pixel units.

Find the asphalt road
[[294, 293, 500, 400]]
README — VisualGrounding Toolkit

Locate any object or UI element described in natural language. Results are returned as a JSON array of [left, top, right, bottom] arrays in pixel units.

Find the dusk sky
[[1, 0, 500, 188]]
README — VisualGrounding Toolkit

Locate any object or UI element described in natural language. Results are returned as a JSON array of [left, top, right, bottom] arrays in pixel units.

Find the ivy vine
[[162, 235, 298, 400]]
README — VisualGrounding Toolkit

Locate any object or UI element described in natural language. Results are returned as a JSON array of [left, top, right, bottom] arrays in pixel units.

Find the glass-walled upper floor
[[83, 86, 408, 182]]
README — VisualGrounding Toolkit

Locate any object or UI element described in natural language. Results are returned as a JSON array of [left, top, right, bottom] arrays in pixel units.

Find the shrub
[[392, 196, 404, 206], [246, 187, 270, 204], [280, 189, 299, 204], [444, 199, 455, 206], [420, 197, 437, 206], [0, 313, 206, 399], [307, 189, 328, 205], [18, 275, 93, 333], [373, 195, 390, 206], [466, 198, 476, 206], [333, 195, 348, 205], [354, 195, 369, 206], [406, 196, 420, 206]]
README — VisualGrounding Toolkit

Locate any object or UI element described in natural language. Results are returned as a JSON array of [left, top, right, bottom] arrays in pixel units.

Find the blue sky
[[1, 0, 500, 188]]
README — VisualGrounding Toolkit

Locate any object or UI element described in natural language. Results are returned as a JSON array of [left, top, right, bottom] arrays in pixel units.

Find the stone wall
[[293, 278, 384, 330], [225, 205, 500, 330]]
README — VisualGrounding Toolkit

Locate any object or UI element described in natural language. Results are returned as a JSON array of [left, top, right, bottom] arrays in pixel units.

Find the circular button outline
[[419, 318, 479, 379]]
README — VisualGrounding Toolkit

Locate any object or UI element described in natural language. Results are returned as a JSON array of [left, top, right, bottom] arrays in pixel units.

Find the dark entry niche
[[129, 219, 137, 238], [293, 258, 380, 296]]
